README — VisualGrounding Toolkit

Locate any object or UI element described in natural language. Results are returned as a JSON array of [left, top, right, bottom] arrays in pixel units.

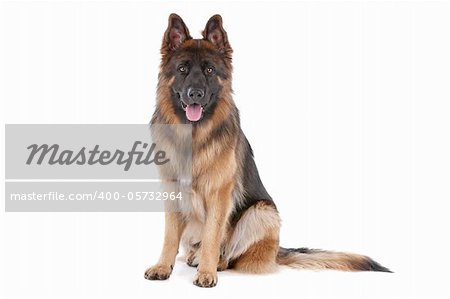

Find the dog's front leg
[[193, 183, 233, 288], [145, 212, 185, 280]]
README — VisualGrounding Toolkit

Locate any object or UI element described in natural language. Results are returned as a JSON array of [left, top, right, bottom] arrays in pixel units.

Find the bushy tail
[[276, 247, 392, 272]]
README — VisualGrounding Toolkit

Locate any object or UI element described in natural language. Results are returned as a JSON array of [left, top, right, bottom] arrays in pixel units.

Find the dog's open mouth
[[181, 102, 204, 122]]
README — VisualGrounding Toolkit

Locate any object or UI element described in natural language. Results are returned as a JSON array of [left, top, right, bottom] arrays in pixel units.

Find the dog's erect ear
[[162, 14, 191, 54], [203, 15, 232, 54]]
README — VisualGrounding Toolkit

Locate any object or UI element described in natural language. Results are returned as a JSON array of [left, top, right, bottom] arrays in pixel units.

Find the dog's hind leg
[[224, 201, 281, 273], [231, 235, 279, 273]]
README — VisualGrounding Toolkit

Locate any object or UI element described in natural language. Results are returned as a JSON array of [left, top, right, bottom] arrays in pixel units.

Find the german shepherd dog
[[145, 14, 390, 288]]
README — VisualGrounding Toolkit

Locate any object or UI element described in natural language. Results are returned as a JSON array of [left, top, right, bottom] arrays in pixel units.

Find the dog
[[145, 13, 390, 288]]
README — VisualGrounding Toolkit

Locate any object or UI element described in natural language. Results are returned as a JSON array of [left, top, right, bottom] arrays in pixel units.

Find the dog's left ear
[[203, 15, 232, 55]]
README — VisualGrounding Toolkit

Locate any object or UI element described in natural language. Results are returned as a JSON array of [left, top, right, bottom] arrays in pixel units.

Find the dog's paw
[[144, 264, 173, 280], [186, 251, 199, 267], [193, 270, 218, 288], [217, 259, 228, 272]]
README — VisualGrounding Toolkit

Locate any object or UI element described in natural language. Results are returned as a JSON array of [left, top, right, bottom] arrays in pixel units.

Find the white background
[[0, 1, 449, 298]]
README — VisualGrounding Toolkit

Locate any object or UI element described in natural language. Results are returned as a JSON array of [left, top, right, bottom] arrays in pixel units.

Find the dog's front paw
[[144, 264, 173, 280], [193, 270, 217, 288]]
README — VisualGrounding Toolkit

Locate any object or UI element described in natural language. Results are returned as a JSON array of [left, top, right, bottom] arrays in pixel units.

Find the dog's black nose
[[187, 88, 205, 101]]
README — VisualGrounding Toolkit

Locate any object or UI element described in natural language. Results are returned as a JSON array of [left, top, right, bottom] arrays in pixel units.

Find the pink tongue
[[186, 104, 203, 121]]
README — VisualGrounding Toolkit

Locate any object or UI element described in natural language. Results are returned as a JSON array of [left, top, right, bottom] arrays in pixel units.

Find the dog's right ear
[[161, 14, 191, 55]]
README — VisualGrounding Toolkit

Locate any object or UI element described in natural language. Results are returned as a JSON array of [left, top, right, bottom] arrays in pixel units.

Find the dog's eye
[[205, 67, 214, 74], [178, 65, 187, 73]]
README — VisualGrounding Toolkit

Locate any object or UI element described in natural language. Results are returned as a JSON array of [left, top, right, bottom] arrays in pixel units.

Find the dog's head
[[158, 14, 233, 124]]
